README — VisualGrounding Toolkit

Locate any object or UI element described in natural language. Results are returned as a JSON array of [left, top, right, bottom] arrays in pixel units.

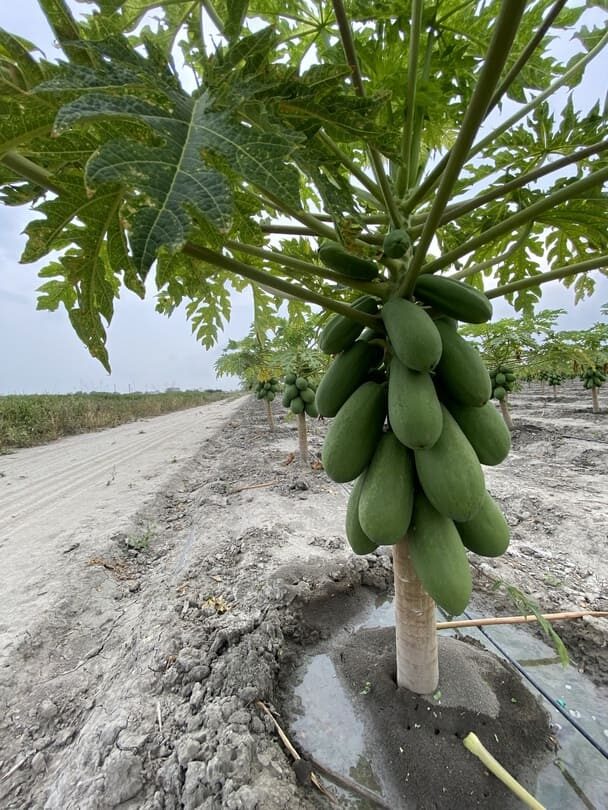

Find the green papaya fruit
[[319, 296, 381, 355], [382, 298, 442, 372], [345, 474, 378, 555], [409, 492, 472, 616], [434, 319, 491, 406], [447, 400, 511, 466], [455, 491, 510, 558], [315, 341, 383, 418], [319, 240, 379, 281], [388, 358, 443, 450], [414, 405, 486, 521], [322, 382, 387, 483], [414, 274, 493, 324], [358, 431, 415, 544]]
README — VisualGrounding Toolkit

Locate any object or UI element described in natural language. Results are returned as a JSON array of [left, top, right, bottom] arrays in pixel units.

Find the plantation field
[[0, 390, 231, 452], [0, 383, 606, 808]]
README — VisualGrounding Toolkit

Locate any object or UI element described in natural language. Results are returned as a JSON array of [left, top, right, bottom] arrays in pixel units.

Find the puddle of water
[[289, 653, 384, 808], [287, 596, 608, 809]]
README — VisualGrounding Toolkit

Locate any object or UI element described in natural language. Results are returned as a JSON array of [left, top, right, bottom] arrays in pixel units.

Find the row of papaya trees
[[1, 0, 607, 744]]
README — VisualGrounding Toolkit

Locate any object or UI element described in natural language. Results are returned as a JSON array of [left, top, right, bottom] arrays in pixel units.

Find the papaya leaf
[[21, 170, 140, 370], [54, 90, 303, 273]]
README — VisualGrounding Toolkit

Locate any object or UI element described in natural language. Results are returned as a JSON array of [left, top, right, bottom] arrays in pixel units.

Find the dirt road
[[0, 398, 245, 669]]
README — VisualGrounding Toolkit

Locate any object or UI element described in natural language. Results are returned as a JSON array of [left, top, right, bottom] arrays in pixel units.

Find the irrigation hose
[[455, 608, 608, 762]]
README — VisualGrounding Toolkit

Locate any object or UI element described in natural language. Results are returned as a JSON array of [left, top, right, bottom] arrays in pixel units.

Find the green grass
[[0, 390, 232, 452]]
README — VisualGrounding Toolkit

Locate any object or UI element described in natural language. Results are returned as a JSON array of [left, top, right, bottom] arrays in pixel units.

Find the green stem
[[431, 139, 608, 233], [408, 28, 436, 190], [37, 0, 95, 66], [400, 0, 528, 293], [225, 239, 389, 298], [421, 165, 608, 276], [396, 0, 423, 197], [487, 255, 608, 300], [331, 0, 403, 228], [0, 150, 60, 193], [259, 224, 320, 237], [463, 733, 545, 810], [402, 13, 605, 218], [450, 224, 532, 280], [488, 0, 568, 109], [317, 131, 384, 202], [183, 242, 380, 326], [256, 191, 337, 241], [201, 0, 224, 34]]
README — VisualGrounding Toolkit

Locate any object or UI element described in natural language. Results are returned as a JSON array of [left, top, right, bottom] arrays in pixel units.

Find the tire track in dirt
[[0, 414, 212, 528], [0, 398, 245, 664]]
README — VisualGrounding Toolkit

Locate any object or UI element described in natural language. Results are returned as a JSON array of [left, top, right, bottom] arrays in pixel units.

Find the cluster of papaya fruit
[[489, 365, 516, 401], [253, 378, 279, 401], [546, 371, 563, 388], [282, 373, 318, 417], [316, 270, 511, 616], [582, 367, 606, 389]]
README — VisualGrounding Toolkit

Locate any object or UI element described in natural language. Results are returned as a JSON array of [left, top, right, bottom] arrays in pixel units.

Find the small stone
[[31, 752, 46, 773], [55, 727, 76, 746], [185, 665, 210, 684], [39, 699, 58, 721], [176, 737, 202, 766], [103, 751, 143, 805]]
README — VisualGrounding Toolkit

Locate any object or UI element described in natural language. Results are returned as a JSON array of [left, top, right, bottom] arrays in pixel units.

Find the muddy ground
[[0, 381, 606, 808]]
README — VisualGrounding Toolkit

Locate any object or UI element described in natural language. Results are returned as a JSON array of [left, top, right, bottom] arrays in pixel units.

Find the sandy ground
[[0, 383, 606, 808]]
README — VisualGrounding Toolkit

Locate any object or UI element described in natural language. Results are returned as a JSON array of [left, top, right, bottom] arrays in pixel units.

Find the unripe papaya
[[388, 358, 443, 449], [434, 319, 491, 406], [493, 386, 506, 400], [319, 240, 379, 281], [358, 431, 415, 544], [413, 273, 493, 324], [346, 474, 378, 555], [383, 228, 410, 259], [315, 340, 383, 417], [284, 384, 299, 401], [409, 492, 472, 616], [300, 388, 315, 404], [455, 491, 510, 557], [290, 397, 305, 414], [319, 296, 380, 355], [446, 400, 511, 466], [321, 382, 386, 483], [382, 298, 442, 372], [304, 402, 318, 418], [414, 405, 485, 521]]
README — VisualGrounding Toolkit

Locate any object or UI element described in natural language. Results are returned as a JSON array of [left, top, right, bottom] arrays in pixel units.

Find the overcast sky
[[0, 2, 606, 395]]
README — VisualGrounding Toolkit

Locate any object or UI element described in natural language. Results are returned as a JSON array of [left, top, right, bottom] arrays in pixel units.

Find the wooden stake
[[437, 609, 608, 630], [393, 539, 439, 694], [255, 702, 337, 804]]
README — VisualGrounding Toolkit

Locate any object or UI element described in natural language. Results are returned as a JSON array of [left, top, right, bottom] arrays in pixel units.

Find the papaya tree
[[271, 316, 326, 464], [1, 0, 608, 698], [461, 309, 564, 427], [214, 330, 282, 430], [561, 322, 608, 412]]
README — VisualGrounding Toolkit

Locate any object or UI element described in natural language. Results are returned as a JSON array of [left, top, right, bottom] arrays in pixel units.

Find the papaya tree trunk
[[393, 539, 439, 694], [552, 385, 557, 400], [265, 399, 275, 432], [297, 412, 308, 464], [499, 398, 513, 431], [591, 386, 600, 414]]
